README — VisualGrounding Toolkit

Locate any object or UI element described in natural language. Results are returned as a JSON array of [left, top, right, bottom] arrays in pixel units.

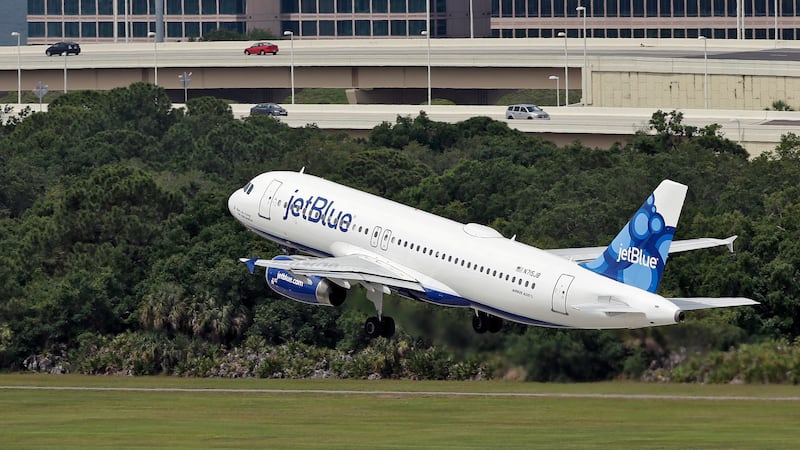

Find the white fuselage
[[228, 171, 682, 329]]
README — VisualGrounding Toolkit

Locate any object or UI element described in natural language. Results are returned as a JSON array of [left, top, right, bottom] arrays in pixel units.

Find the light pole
[[283, 30, 295, 104], [557, 31, 568, 106], [549, 75, 560, 107], [576, 6, 587, 106], [11, 32, 21, 104], [148, 31, 158, 85], [421, 30, 431, 106], [699, 35, 707, 109], [729, 118, 741, 144], [63, 48, 68, 93]]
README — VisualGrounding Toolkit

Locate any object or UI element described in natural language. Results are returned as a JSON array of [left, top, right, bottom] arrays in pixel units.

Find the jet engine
[[266, 256, 347, 307]]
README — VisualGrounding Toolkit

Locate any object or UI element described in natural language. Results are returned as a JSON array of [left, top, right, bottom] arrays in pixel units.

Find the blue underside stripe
[[246, 225, 570, 328]]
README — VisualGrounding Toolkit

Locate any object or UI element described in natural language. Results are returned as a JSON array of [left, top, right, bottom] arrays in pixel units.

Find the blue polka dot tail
[[579, 180, 687, 293]]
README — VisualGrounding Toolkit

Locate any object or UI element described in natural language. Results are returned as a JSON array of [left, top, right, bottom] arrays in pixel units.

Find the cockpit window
[[243, 182, 255, 195]]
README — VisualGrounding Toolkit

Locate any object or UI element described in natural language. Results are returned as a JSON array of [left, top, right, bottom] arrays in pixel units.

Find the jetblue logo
[[271, 271, 304, 287], [283, 189, 353, 232], [616, 245, 658, 269]]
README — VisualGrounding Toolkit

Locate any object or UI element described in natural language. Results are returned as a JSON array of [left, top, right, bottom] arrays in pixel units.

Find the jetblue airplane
[[228, 169, 757, 338]]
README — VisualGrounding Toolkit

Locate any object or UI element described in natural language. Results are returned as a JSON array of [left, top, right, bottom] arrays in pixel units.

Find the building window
[[132, 0, 148, 14], [202, 21, 217, 35], [390, 0, 405, 12], [408, 0, 425, 13], [46, 0, 62, 15], [47, 21, 62, 38], [185, 0, 200, 14], [185, 22, 200, 38], [373, 20, 389, 35], [29, 0, 45, 14], [320, 0, 335, 13], [220, 0, 246, 14], [337, 19, 353, 35], [302, 20, 317, 36], [409, 19, 425, 34], [82, 1, 97, 14], [202, 0, 217, 14], [65, 22, 80, 37], [355, 19, 370, 35], [390, 19, 406, 35], [373, 0, 388, 13], [98, 21, 113, 37], [167, 21, 183, 37], [64, 0, 79, 14], [338, 0, 353, 13], [167, 0, 182, 14], [320, 20, 335, 35], [28, 22, 45, 37], [82, 22, 97, 37], [301, 0, 316, 13], [355, 0, 370, 12]]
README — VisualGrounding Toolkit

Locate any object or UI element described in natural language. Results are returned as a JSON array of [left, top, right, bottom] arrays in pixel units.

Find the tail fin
[[579, 180, 687, 293]]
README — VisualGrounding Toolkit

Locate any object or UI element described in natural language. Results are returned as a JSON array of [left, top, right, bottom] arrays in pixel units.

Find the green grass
[[1, 375, 799, 449]]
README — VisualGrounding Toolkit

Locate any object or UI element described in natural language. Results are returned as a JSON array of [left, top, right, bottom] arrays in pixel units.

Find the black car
[[46, 41, 81, 56], [250, 103, 288, 116]]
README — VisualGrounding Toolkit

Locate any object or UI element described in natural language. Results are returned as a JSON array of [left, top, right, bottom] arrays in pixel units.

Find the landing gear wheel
[[380, 317, 395, 338], [488, 315, 503, 333], [364, 317, 383, 338], [472, 312, 490, 334]]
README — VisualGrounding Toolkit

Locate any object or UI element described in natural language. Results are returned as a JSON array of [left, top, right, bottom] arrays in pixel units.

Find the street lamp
[[698, 36, 708, 109], [63, 46, 69, 93], [729, 118, 741, 144], [557, 31, 568, 106], [148, 31, 158, 85], [576, 6, 587, 106], [421, 30, 431, 106], [549, 75, 560, 107], [283, 30, 295, 104], [11, 32, 21, 104]]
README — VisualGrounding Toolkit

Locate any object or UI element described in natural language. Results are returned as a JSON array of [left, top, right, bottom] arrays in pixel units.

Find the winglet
[[240, 257, 260, 274], [724, 235, 737, 253]]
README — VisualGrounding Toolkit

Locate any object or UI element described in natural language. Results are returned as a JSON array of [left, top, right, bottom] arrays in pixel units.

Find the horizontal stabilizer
[[549, 236, 739, 264], [668, 297, 759, 311]]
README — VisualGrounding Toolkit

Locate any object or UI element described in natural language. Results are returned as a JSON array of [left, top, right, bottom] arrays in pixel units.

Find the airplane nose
[[228, 190, 239, 216]]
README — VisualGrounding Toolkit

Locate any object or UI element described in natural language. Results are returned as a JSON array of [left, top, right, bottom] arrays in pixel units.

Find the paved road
[[1, 384, 799, 401]]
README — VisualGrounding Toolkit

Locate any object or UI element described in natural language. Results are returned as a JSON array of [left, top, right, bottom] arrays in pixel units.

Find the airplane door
[[370, 226, 382, 248], [551, 274, 574, 315], [259, 180, 282, 220], [380, 229, 392, 251]]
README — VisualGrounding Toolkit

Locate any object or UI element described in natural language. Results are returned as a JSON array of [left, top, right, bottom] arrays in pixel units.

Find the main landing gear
[[363, 282, 396, 339], [364, 316, 396, 339], [472, 311, 503, 334]]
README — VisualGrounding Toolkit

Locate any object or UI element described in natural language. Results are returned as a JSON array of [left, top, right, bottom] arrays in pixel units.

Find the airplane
[[228, 169, 758, 339]]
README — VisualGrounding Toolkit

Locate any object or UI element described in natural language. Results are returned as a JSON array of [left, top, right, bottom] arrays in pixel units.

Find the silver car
[[506, 104, 549, 120]]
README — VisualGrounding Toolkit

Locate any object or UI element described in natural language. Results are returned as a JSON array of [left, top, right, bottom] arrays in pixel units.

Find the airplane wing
[[241, 254, 424, 292], [546, 235, 739, 263], [668, 297, 759, 311]]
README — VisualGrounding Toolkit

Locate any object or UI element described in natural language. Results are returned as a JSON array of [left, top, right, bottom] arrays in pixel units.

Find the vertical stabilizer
[[579, 180, 687, 293]]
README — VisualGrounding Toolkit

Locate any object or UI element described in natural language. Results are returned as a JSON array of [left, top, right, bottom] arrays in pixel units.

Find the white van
[[506, 104, 550, 120]]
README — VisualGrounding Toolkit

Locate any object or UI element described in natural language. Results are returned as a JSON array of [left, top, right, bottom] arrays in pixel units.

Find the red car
[[244, 42, 279, 55]]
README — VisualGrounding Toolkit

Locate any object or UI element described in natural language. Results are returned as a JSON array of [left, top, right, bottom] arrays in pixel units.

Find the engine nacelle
[[266, 256, 347, 307]]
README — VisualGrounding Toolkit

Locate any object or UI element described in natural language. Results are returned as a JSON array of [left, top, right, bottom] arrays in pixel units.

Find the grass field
[[1, 374, 799, 449]]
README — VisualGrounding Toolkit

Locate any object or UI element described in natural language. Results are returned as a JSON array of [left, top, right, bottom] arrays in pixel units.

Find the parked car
[[244, 42, 279, 55], [506, 104, 549, 120], [46, 41, 81, 56], [250, 103, 288, 116]]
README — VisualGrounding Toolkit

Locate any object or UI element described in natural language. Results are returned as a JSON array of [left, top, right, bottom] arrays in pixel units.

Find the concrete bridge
[[2, 38, 800, 109]]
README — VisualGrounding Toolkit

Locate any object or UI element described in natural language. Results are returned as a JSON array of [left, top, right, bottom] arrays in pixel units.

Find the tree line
[[1, 83, 798, 382]]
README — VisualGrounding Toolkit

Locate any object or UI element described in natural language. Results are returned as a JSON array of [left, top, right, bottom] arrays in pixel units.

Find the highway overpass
[[3, 38, 800, 109], [4, 102, 795, 156]]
